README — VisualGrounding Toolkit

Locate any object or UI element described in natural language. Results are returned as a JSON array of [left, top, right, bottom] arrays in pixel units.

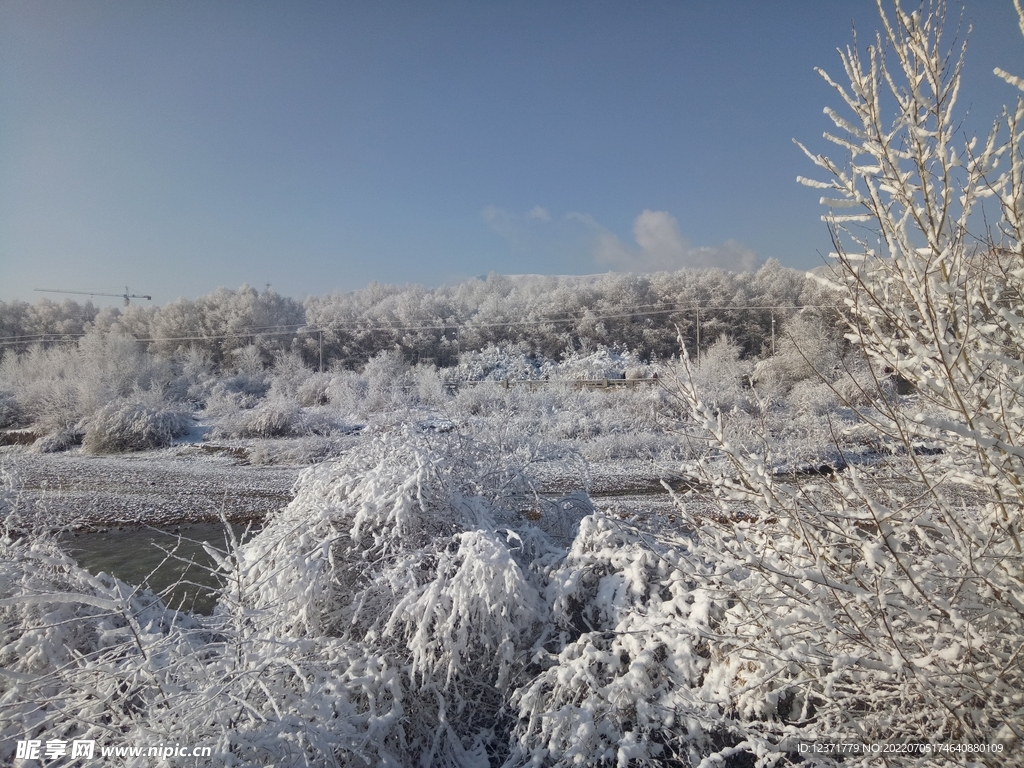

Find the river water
[[61, 522, 261, 615]]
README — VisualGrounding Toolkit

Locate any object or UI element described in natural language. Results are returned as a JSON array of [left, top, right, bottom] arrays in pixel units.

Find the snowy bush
[[165, 345, 217, 405], [213, 399, 353, 440], [217, 398, 300, 438], [750, 314, 843, 397], [210, 430, 591, 765], [0, 346, 81, 433], [508, 515, 725, 766], [0, 332, 175, 433], [657, 1, 1024, 759], [447, 382, 678, 463], [31, 427, 82, 454], [246, 435, 352, 465], [231, 343, 265, 375], [0, 392, 22, 429], [362, 349, 415, 411], [829, 360, 896, 407], [676, 336, 754, 415], [449, 380, 512, 417], [449, 343, 548, 383], [81, 400, 192, 453], [555, 345, 651, 381], [325, 368, 368, 412], [295, 372, 331, 406], [411, 363, 446, 405], [318, 355, 448, 418], [0, 534, 212, 765], [266, 350, 331, 406], [448, 345, 655, 386], [211, 428, 600, 764], [787, 377, 836, 417], [204, 372, 270, 414]]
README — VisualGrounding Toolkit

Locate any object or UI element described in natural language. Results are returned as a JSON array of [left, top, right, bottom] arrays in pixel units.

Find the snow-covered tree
[[663, 0, 1024, 758]]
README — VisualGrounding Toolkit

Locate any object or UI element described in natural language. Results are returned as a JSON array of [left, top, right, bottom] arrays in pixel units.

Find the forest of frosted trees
[[0, 259, 836, 368]]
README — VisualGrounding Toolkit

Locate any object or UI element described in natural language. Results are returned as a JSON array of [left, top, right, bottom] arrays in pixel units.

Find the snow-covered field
[[7, 449, 298, 531], [2, 330, 1017, 767], [0, 372, 962, 764]]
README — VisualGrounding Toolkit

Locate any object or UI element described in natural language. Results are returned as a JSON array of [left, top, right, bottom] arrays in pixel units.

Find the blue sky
[[2, 1, 1021, 307]]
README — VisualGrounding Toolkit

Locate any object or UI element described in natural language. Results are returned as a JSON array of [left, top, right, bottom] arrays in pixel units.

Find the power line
[[0, 303, 845, 349]]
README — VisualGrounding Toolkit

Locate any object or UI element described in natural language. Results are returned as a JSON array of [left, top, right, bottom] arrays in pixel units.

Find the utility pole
[[695, 305, 701, 365]]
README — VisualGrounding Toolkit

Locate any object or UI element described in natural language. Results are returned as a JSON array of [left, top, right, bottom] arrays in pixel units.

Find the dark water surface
[[61, 522, 261, 615]]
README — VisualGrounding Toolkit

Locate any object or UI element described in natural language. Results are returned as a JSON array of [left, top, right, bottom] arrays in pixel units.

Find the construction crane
[[34, 286, 153, 307]]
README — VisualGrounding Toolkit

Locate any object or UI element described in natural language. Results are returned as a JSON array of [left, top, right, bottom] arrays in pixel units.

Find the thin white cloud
[[596, 210, 760, 272], [483, 206, 761, 273]]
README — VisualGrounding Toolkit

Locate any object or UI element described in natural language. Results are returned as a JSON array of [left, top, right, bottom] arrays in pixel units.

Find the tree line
[[0, 260, 840, 371]]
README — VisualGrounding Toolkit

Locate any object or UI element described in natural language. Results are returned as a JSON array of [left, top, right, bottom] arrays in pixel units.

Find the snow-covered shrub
[[0, 534, 212, 765], [2, 523, 410, 767], [580, 428, 681, 462], [362, 349, 414, 411], [449, 344, 654, 385], [81, 399, 192, 453], [448, 381, 678, 463], [0, 346, 81, 433], [660, 334, 873, 472], [231, 343, 265, 375], [450, 380, 512, 416], [204, 372, 270, 414], [210, 428, 588, 765], [300, 405, 354, 436], [750, 313, 842, 397], [266, 350, 331, 406], [213, 399, 352, 440], [411, 363, 445, 405], [0, 332, 176, 434], [508, 515, 724, 767], [29, 380, 81, 435], [325, 368, 367, 412], [829, 360, 896, 407], [165, 345, 217, 405], [787, 377, 836, 417], [0, 391, 22, 428], [246, 435, 351, 465], [655, 2, 1024, 759], [319, 351, 435, 417], [31, 426, 82, 454], [0, 464, 18, 539], [449, 343, 547, 383], [241, 398, 298, 437], [555, 345, 650, 381], [295, 371, 331, 406], [677, 336, 754, 415]]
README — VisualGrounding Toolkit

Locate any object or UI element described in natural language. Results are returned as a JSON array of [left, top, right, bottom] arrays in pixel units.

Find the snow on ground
[[4, 446, 299, 531], [2, 423, 945, 534], [1, 442, 692, 532]]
